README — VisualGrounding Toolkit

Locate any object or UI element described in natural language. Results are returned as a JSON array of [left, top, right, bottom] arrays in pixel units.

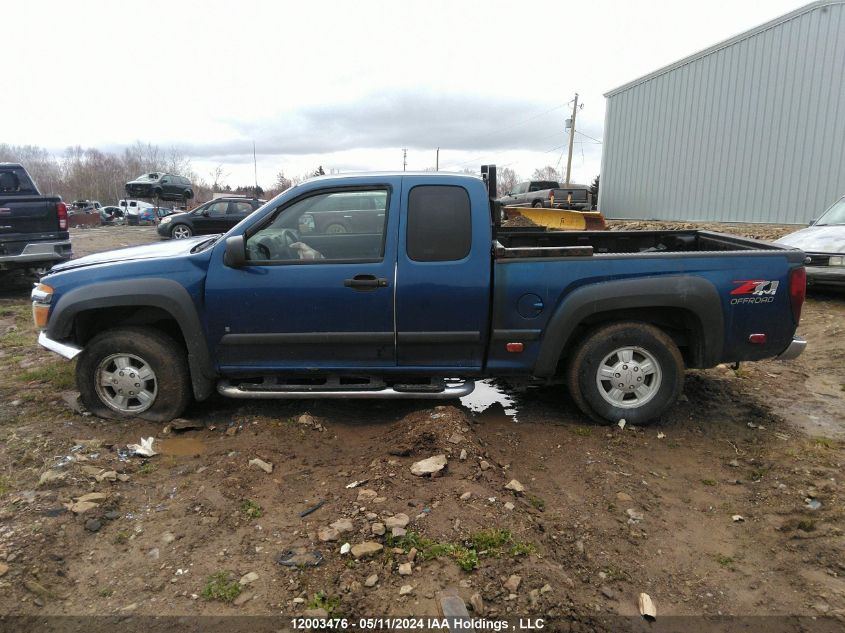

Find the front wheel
[[566, 322, 684, 425], [76, 326, 191, 422], [171, 224, 193, 239]]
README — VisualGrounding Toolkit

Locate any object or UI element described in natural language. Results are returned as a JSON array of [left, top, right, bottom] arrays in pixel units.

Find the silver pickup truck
[[497, 180, 592, 210]]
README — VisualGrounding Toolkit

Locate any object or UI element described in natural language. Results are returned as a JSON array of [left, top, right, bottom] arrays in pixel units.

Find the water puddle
[[158, 437, 207, 457], [460, 379, 519, 422]]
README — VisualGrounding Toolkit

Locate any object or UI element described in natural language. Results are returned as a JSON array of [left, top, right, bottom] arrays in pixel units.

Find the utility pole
[[436, 147, 439, 171], [402, 148, 408, 172], [252, 140, 258, 193], [565, 93, 578, 186]]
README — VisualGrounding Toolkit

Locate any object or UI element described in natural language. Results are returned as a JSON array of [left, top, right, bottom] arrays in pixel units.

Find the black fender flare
[[47, 278, 215, 401], [533, 275, 724, 377]]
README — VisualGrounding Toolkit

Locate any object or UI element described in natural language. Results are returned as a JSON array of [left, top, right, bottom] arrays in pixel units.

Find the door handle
[[344, 274, 388, 290]]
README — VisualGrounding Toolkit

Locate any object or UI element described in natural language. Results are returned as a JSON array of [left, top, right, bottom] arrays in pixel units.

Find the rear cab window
[[0, 167, 38, 194], [406, 185, 472, 262]]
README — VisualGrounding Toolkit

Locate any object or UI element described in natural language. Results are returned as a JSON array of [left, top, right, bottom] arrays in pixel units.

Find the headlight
[[829, 255, 845, 266], [31, 283, 53, 329], [160, 216, 173, 224]]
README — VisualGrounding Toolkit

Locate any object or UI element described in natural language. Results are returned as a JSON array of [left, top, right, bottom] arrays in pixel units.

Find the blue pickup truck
[[31, 167, 807, 425]]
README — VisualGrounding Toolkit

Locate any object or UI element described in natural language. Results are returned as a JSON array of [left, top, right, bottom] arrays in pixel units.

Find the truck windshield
[[816, 197, 845, 225]]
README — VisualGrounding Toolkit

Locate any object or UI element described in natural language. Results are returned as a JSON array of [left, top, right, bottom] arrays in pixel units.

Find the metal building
[[599, 0, 845, 224]]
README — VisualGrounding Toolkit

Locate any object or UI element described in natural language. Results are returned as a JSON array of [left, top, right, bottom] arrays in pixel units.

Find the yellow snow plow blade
[[504, 207, 607, 231]]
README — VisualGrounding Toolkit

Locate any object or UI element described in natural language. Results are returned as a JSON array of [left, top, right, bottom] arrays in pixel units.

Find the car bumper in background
[[0, 240, 72, 267], [806, 265, 845, 288], [776, 336, 806, 360]]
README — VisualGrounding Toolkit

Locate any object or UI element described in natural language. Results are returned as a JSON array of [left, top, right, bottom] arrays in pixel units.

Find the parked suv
[[157, 197, 264, 239], [125, 172, 194, 202]]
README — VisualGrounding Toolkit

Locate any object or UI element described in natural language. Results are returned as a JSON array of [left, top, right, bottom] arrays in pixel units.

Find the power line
[[575, 130, 603, 144]]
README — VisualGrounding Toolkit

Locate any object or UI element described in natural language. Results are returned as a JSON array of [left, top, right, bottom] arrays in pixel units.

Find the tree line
[[0, 143, 322, 206]]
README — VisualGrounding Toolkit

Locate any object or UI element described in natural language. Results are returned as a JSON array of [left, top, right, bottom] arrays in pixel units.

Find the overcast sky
[[5, 0, 806, 189]]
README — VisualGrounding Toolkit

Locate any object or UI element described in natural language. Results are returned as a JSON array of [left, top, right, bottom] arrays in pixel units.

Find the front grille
[[806, 253, 830, 266]]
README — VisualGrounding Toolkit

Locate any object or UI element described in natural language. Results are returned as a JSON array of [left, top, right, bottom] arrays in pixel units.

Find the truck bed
[[494, 229, 793, 258]]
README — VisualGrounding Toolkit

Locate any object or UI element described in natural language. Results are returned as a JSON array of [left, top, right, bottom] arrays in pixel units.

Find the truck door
[[204, 182, 399, 371], [395, 179, 491, 369]]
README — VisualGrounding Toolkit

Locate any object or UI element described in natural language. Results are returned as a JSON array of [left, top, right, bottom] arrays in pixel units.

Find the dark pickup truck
[[32, 167, 807, 426], [0, 163, 71, 274], [497, 180, 592, 210]]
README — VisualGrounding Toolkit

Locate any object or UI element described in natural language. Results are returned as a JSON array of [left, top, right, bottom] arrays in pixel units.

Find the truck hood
[[50, 235, 215, 272], [775, 224, 845, 254]]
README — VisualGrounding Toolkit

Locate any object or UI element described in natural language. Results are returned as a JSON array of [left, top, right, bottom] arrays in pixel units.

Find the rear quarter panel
[[488, 251, 802, 374]]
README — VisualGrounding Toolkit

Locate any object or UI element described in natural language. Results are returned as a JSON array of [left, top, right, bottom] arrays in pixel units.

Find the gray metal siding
[[600, 1, 845, 224]]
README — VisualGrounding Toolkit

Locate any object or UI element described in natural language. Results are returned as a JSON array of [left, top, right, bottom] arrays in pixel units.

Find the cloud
[[180, 92, 591, 158]]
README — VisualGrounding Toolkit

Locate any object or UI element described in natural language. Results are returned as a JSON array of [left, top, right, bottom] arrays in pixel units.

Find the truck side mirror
[[808, 218, 817, 226], [224, 235, 246, 267]]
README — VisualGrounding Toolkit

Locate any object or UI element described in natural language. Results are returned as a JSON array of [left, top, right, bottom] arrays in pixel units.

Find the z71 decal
[[730, 279, 779, 304]]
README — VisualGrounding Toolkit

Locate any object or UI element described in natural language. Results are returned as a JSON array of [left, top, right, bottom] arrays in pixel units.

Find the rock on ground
[[410, 454, 447, 476]]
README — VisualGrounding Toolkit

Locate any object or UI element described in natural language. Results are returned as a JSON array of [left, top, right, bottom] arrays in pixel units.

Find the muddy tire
[[76, 326, 191, 422], [566, 321, 684, 426], [532, 201, 543, 208]]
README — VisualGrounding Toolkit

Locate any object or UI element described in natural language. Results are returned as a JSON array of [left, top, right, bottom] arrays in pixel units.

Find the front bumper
[[806, 265, 845, 288], [776, 336, 806, 360], [38, 331, 82, 360]]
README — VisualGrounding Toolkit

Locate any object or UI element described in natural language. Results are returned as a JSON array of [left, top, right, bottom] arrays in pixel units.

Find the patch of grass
[[797, 518, 816, 532], [509, 542, 537, 557], [469, 528, 512, 551], [394, 529, 534, 572], [0, 476, 9, 496], [813, 437, 834, 449], [450, 546, 480, 572], [240, 499, 263, 519], [527, 494, 546, 511], [701, 479, 717, 487], [1, 330, 31, 348], [715, 554, 735, 569], [137, 462, 157, 476], [308, 591, 340, 614], [98, 588, 114, 597], [202, 571, 241, 603], [574, 426, 592, 437], [16, 361, 76, 389], [749, 467, 769, 482], [113, 531, 130, 545]]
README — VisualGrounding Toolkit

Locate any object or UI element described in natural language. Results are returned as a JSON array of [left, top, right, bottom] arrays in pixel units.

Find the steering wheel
[[273, 228, 301, 259], [247, 228, 301, 261], [247, 236, 275, 260]]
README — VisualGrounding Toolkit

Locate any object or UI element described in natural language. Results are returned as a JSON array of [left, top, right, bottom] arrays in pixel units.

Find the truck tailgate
[[0, 197, 60, 234]]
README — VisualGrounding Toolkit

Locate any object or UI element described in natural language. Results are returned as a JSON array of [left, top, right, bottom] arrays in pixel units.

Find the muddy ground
[[0, 224, 843, 631]]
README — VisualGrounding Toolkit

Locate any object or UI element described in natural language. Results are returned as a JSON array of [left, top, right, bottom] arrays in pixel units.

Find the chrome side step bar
[[217, 379, 475, 400]]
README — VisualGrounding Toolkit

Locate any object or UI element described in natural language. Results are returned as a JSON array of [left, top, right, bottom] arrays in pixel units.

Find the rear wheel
[[76, 326, 191, 422], [171, 224, 193, 239], [325, 223, 348, 234], [532, 201, 543, 208], [566, 322, 684, 425]]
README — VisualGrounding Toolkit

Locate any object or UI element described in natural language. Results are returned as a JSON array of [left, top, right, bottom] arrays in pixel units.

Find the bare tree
[[209, 164, 229, 192], [496, 167, 520, 197], [531, 166, 561, 182]]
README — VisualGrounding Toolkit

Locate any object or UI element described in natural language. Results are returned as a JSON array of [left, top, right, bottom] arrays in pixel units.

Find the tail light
[[549, 191, 555, 205], [56, 201, 68, 230], [789, 266, 806, 324]]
